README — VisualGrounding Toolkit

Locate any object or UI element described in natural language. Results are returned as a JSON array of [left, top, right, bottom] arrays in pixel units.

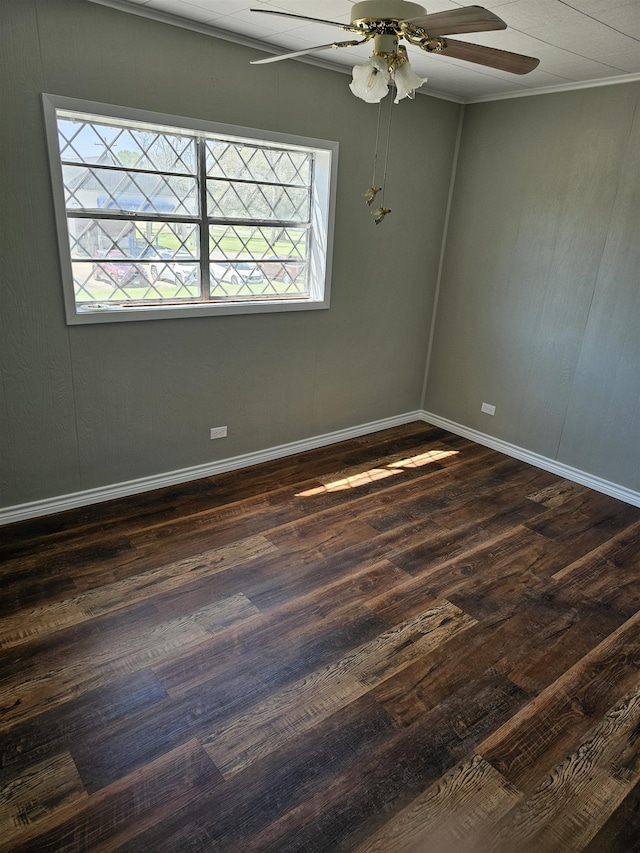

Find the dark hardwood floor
[[1, 422, 640, 852]]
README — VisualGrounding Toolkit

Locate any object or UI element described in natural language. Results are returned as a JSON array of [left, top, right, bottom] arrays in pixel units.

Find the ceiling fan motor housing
[[350, 0, 427, 23]]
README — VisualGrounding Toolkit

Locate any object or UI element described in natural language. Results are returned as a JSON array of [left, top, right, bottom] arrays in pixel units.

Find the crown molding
[[87, 1, 640, 105], [86, 0, 357, 75], [85, 0, 463, 103], [466, 71, 640, 104]]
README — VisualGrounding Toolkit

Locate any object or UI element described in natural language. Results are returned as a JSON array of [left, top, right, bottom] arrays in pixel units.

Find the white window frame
[[42, 94, 338, 325]]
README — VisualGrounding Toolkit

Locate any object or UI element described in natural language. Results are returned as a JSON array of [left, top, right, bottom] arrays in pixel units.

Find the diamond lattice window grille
[[46, 97, 335, 321], [207, 180, 311, 223], [209, 224, 308, 263], [206, 141, 311, 186], [58, 119, 196, 174], [72, 261, 108, 303], [260, 262, 308, 294], [63, 165, 198, 216], [74, 259, 200, 303], [208, 222, 310, 297], [68, 219, 199, 262]]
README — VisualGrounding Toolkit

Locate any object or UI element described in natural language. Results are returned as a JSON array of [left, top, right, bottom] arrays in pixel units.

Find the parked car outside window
[[93, 249, 149, 286], [147, 249, 198, 286], [211, 261, 263, 285]]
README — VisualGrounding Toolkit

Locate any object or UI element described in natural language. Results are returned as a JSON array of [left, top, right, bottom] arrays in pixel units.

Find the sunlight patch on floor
[[296, 449, 459, 496]]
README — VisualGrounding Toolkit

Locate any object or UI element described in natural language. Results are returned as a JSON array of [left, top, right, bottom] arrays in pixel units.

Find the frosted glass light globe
[[350, 56, 390, 103]]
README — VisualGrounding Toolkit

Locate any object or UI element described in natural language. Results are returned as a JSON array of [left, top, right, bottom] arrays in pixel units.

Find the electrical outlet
[[481, 402, 496, 416], [210, 426, 228, 439]]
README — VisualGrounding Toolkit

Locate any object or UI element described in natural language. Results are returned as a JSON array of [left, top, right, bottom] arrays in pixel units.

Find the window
[[42, 95, 338, 324]]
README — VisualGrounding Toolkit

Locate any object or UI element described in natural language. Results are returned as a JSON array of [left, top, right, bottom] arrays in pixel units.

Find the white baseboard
[[3, 407, 638, 525], [0, 411, 423, 525], [419, 410, 640, 508]]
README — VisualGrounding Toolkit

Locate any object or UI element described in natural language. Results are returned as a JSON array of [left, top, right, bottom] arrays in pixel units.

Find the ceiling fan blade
[[438, 39, 540, 74], [407, 5, 506, 34], [249, 8, 349, 28], [250, 40, 363, 65]]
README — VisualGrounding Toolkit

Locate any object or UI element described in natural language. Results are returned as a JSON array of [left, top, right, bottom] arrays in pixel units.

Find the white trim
[[467, 72, 640, 104], [4, 407, 638, 524], [42, 94, 337, 324], [0, 411, 422, 525], [419, 410, 640, 508]]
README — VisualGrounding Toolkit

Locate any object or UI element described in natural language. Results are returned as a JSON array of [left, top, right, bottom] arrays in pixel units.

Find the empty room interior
[[1, 0, 640, 850]]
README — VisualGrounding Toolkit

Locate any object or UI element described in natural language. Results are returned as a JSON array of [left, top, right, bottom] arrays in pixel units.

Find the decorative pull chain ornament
[[363, 186, 382, 205], [372, 206, 392, 224]]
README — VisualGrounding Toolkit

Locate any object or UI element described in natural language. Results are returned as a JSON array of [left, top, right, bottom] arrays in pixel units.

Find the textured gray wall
[[424, 84, 640, 491], [0, 0, 460, 507]]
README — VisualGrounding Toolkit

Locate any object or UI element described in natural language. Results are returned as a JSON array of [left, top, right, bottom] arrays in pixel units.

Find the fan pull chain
[[372, 100, 382, 187], [379, 91, 394, 203], [362, 102, 383, 208], [362, 96, 393, 223], [372, 91, 393, 224]]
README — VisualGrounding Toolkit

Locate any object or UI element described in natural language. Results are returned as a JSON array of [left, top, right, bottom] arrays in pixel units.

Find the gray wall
[[3, 0, 638, 512], [425, 84, 640, 492], [0, 0, 460, 507]]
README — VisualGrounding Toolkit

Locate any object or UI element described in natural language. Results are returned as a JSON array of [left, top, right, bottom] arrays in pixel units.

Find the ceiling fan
[[250, 2, 539, 224], [249, 1, 540, 86]]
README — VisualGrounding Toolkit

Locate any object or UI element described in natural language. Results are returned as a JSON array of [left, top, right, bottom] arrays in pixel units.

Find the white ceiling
[[91, 0, 640, 102]]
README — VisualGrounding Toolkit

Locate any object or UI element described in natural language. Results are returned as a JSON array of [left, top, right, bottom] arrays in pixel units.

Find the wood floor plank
[[491, 599, 625, 696], [0, 751, 87, 849], [70, 605, 391, 791], [583, 778, 640, 853], [488, 683, 640, 852], [60, 492, 308, 592], [5, 740, 222, 853], [525, 490, 640, 552], [0, 535, 274, 650], [202, 600, 476, 778], [2, 423, 640, 852], [224, 517, 445, 614], [385, 506, 546, 580], [154, 555, 411, 627], [527, 479, 588, 508], [370, 593, 621, 728], [353, 753, 520, 853], [69, 670, 267, 794], [232, 670, 528, 853], [365, 454, 546, 535], [0, 535, 137, 581], [0, 570, 77, 619], [0, 594, 257, 729], [114, 696, 400, 853], [0, 602, 160, 691], [552, 517, 640, 583], [0, 669, 167, 787], [478, 608, 640, 792], [312, 443, 455, 481], [262, 516, 381, 561], [366, 524, 549, 625], [548, 521, 640, 618], [150, 559, 409, 693]]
